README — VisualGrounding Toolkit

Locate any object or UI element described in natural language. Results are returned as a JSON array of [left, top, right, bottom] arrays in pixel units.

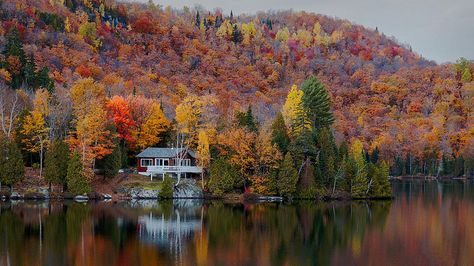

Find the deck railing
[[146, 165, 202, 174]]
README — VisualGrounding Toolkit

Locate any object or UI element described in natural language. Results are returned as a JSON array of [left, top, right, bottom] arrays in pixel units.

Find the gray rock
[[102, 194, 112, 199], [173, 179, 203, 198], [74, 195, 89, 202], [38, 187, 50, 199], [128, 188, 160, 199], [10, 192, 21, 199]]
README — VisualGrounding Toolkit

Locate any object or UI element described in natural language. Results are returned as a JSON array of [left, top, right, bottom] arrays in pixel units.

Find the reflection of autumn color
[[334, 189, 474, 265], [3, 183, 474, 266]]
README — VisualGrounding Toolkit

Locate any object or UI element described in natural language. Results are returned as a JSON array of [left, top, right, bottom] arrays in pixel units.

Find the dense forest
[[0, 0, 472, 198]]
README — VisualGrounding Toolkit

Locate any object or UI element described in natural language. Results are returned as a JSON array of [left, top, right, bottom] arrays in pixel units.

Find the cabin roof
[[136, 148, 196, 158]]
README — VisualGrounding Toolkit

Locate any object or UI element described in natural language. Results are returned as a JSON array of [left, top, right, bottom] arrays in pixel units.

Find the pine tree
[[316, 127, 337, 188], [270, 112, 290, 154], [102, 144, 121, 179], [66, 151, 90, 195], [208, 158, 239, 196], [159, 174, 174, 199], [370, 147, 380, 164], [236, 106, 258, 132], [278, 153, 298, 198], [36, 67, 54, 93], [350, 139, 368, 198], [0, 137, 25, 191], [195, 11, 200, 27], [370, 161, 392, 197], [301, 76, 334, 130], [4, 27, 26, 89], [23, 54, 36, 89], [44, 139, 69, 191], [232, 24, 243, 43]]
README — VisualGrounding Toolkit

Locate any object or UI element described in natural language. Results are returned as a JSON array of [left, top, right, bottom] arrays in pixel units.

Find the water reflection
[[1, 181, 474, 265]]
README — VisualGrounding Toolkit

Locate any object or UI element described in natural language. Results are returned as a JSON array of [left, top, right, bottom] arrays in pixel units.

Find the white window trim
[[141, 159, 153, 167], [155, 158, 169, 166]]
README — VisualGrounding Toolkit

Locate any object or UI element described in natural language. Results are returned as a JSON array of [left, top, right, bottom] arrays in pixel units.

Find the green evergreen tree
[[66, 151, 90, 195], [270, 112, 290, 154], [278, 153, 298, 198], [3, 27, 26, 89], [236, 106, 258, 132], [370, 147, 380, 164], [370, 161, 392, 197], [350, 140, 368, 198], [0, 137, 25, 191], [159, 174, 174, 199], [208, 157, 240, 196], [195, 11, 201, 27], [342, 156, 356, 192], [102, 144, 122, 179], [44, 140, 69, 191], [316, 127, 337, 188], [301, 76, 334, 130], [232, 24, 243, 43], [36, 67, 55, 93], [23, 54, 36, 89]]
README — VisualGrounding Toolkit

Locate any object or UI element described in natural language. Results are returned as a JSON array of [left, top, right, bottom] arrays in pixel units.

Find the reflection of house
[[136, 148, 202, 179], [137, 210, 202, 256]]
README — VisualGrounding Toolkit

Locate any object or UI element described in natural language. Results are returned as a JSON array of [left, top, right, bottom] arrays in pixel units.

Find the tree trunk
[[39, 141, 43, 179], [201, 171, 204, 190], [49, 182, 52, 193]]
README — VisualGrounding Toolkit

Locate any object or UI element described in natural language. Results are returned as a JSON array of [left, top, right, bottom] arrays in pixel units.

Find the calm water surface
[[1, 180, 474, 266]]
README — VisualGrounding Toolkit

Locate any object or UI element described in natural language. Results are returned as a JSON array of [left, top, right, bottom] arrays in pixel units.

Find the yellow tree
[[175, 95, 204, 149], [21, 110, 49, 178], [21, 89, 50, 178], [216, 20, 233, 39], [196, 130, 210, 188], [69, 78, 113, 173], [281, 85, 311, 138], [241, 22, 256, 45], [217, 127, 257, 178], [134, 101, 169, 150], [276, 27, 290, 42]]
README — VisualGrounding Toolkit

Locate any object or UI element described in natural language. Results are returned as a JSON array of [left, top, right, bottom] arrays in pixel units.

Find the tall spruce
[[270, 112, 290, 154], [301, 76, 334, 129], [350, 139, 368, 198], [208, 157, 240, 196], [44, 139, 69, 191], [316, 128, 337, 188], [159, 174, 174, 199], [66, 151, 90, 195], [232, 24, 243, 43], [236, 106, 258, 132], [0, 136, 25, 191], [102, 144, 122, 179], [278, 153, 298, 198]]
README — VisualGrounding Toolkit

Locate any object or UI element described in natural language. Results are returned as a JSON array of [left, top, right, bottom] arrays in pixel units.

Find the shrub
[[159, 174, 174, 199]]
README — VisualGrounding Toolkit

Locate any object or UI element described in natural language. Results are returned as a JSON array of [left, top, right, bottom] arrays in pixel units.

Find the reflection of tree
[[65, 202, 91, 243], [0, 205, 25, 265], [0, 199, 392, 265], [202, 201, 392, 265]]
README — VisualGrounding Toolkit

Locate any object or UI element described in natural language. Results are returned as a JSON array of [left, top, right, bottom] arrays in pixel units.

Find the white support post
[[150, 173, 153, 181]]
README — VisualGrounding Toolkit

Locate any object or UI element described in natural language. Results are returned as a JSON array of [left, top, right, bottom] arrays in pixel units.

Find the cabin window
[[141, 159, 153, 167], [155, 158, 169, 166], [181, 159, 191, 166]]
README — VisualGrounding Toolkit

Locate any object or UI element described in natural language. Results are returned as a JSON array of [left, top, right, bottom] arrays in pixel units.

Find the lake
[[1, 180, 474, 265]]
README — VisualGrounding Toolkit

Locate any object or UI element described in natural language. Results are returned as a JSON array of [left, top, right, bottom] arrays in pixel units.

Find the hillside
[[0, 0, 473, 176]]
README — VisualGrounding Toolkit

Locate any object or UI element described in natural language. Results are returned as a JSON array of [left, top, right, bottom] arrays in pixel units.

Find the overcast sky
[[135, 0, 474, 63]]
